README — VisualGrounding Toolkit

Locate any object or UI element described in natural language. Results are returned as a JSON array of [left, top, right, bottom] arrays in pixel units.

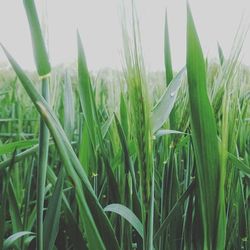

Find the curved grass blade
[[3, 231, 34, 250], [155, 129, 187, 138], [104, 204, 143, 238], [151, 67, 185, 133]]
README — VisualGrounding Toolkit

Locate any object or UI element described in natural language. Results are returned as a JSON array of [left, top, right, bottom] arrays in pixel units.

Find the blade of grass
[[0, 139, 38, 155], [43, 168, 64, 250], [151, 68, 185, 133], [164, 9, 173, 85], [186, 4, 226, 248], [23, 0, 51, 77], [64, 71, 75, 139], [77, 32, 121, 203], [217, 42, 225, 65], [104, 203, 143, 238], [3, 231, 34, 250]]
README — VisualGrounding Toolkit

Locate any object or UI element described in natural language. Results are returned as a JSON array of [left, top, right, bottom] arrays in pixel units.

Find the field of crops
[[0, 1, 249, 250]]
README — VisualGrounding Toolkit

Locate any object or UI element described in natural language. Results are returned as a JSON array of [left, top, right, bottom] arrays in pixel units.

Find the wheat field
[[0, 1, 249, 250]]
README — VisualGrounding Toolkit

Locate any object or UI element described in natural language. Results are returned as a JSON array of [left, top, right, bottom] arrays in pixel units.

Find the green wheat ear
[[121, 2, 154, 249]]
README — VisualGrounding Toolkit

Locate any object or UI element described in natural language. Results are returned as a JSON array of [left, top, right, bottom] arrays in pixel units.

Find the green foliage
[[186, 4, 226, 249], [0, 2, 249, 250]]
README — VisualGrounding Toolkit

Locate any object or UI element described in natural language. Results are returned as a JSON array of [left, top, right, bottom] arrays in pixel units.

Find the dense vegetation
[[0, 1, 249, 250]]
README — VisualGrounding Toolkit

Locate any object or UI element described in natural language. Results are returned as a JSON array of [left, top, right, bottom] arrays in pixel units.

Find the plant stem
[[37, 77, 50, 250]]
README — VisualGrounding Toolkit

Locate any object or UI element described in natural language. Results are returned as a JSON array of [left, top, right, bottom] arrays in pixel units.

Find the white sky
[[0, 0, 250, 71]]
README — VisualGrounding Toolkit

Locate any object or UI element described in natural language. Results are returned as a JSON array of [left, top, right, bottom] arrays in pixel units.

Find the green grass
[[0, 1, 249, 250]]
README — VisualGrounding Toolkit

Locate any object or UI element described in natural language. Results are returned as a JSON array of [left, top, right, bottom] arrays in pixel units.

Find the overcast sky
[[0, 0, 249, 71]]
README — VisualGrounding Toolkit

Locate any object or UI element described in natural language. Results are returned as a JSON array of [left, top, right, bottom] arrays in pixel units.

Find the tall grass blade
[[23, 1, 51, 249], [23, 0, 51, 77], [186, 4, 226, 248]]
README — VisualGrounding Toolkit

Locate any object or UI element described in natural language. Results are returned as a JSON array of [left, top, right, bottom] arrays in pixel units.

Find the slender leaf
[[23, 0, 51, 76], [104, 204, 143, 238], [151, 68, 185, 133], [3, 231, 34, 250]]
